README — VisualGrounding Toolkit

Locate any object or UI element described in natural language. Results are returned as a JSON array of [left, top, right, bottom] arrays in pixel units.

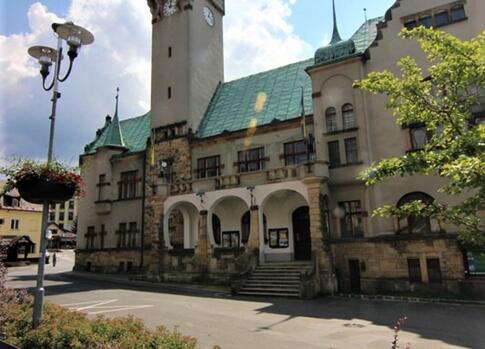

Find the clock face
[[163, 0, 178, 17], [203, 6, 214, 26]]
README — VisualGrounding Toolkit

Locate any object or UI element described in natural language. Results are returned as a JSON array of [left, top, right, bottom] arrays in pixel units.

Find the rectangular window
[[50, 203, 56, 209], [410, 126, 429, 150], [49, 212, 55, 221], [51, 229, 58, 235], [168, 46, 172, 57], [68, 212, 74, 221], [117, 223, 127, 248], [0, 219, 4, 225], [427, 258, 442, 283], [434, 10, 450, 26], [237, 147, 265, 173], [404, 19, 417, 30], [403, 3, 466, 30], [408, 258, 422, 283], [10, 219, 19, 230], [284, 140, 308, 166], [222, 231, 240, 248], [168, 86, 172, 99], [339, 201, 364, 238], [450, 5, 466, 22], [119, 171, 138, 199], [99, 224, 106, 250], [86, 226, 95, 250], [419, 15, 432, 27], [268, 229, 290, 249], [197, 155, 221, 178], [97, 174, 109, 201], [129, 222, 137, 247], [344, 137, 359, 164], [328, 141, 340, 167], [68, 200, 74, 210], [59, 212, 65, 221]]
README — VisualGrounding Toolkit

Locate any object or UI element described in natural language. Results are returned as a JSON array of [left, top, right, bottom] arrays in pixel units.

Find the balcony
[[95, 200, 112, 215]]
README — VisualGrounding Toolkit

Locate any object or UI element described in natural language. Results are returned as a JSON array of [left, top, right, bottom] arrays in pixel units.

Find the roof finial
[[115, 87, 120, 117], [330, 0, 342, 45]]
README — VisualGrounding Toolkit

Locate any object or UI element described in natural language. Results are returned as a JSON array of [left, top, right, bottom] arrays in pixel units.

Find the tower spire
[[100, 87, 126, 149], [330, 0, 342, 45], [114, 87, 120, 117]]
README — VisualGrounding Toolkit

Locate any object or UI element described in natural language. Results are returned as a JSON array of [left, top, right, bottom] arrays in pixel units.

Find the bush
[[1, 302, 197, 349]]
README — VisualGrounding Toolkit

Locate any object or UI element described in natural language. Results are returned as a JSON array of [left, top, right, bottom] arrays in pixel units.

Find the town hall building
[[75, 0, 484, 297]]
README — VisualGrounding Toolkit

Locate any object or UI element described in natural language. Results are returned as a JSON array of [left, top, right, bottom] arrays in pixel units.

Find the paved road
[[6, 250, 485, 349]]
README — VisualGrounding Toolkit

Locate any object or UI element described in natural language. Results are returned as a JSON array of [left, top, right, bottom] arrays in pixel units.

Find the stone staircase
[[236, 262, 312, 298]]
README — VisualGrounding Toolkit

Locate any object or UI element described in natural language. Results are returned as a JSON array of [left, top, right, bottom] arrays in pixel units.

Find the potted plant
[[1, 160, 83, 204]]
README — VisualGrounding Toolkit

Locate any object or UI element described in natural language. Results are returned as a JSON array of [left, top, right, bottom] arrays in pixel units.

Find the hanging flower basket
[[16, 178, 76, 204], [1, 160, 83, 205]]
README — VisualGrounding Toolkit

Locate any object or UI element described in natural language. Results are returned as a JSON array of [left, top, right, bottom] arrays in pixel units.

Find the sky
[[0, 0, 396, 166]]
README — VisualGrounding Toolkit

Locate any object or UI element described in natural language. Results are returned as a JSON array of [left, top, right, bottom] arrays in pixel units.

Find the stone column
[[303, 177, 336, 294], [195, 210, 209, 272], [247, 205, 260, 251]]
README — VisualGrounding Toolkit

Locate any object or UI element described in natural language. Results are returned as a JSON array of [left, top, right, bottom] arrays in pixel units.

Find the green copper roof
[[197, 58, 314, 138], [102, 111, 126, 149], [314, 17, 382, 67], [84, 112, 150, 155]]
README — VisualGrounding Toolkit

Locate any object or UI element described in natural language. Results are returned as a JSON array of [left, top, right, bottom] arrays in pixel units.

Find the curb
[[66, 271, 231, 297], [334, 293, 485, 306]]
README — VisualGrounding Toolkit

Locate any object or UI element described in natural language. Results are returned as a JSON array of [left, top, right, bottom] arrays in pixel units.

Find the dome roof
[[314, 39, 356, 66]]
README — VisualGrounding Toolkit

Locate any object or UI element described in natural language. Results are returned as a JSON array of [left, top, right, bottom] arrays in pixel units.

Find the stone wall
[[75, 249, 142, 274], [144, 135, 193, 275], [331, 235, 465, 294]]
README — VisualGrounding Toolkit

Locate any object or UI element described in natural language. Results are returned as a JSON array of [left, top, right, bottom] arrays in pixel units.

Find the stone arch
[[163, 200, 200, 249], [208, 195, 250, 247]]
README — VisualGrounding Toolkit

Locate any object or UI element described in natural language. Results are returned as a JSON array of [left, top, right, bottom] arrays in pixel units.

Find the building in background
[[48, 198, 78, 249], [0, 182, 42, 261]]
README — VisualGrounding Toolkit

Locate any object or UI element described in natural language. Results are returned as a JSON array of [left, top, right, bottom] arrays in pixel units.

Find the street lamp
[[28, 21, 94, 329]]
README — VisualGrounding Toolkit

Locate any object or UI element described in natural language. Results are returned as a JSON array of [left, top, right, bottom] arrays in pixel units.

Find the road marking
[[87, 305, 153, 315], [60, 299, 153, 315]]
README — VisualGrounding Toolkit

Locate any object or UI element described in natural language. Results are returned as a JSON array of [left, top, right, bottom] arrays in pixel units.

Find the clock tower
[[147, 0, 225, 133]]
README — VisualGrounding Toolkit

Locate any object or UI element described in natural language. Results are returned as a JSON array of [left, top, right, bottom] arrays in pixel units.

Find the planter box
[[17, 178, 75, 204]]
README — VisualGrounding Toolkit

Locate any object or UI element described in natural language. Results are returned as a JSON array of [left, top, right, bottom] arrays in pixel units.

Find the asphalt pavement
[[6, 250, 485, 349]]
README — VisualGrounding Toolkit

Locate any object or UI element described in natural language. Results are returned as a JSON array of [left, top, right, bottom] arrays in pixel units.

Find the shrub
[[1, 302, 197, 349]]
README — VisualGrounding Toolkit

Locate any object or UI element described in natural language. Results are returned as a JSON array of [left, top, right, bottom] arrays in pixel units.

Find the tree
[[356, 27, 485, 246]]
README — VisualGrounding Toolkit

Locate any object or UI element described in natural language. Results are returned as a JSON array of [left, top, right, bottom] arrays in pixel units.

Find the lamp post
[[28, 21, 94, 329]]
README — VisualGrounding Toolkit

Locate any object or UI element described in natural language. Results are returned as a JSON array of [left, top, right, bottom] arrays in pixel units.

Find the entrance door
[[348, 259, 361, 293], [292, 206, 311, 261]]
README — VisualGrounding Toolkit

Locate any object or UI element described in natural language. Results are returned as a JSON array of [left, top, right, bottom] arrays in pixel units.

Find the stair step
[[245, 280, 300, 285], [238, 291, 300, 297], [252, 271, 302, 275], [240, 287, 300, 293], [243, 282, 300, 289]]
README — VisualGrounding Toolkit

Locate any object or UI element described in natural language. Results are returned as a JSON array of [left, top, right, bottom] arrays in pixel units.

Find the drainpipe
[[140, 149, 147, 269]]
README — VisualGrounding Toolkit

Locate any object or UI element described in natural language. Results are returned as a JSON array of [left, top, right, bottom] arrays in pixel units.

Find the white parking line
[[60, 299, 153, 315]]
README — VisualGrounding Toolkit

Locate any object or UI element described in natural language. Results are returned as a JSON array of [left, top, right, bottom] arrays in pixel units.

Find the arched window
[[397, 192, 434, 234], [212, 214, 221, 245], [325, 107, 338, 132], [342, 103, 356, 129], [241, 211, 250, 244]]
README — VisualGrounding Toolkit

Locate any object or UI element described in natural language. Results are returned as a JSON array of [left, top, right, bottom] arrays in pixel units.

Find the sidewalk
[[67, 271, 232, 297]]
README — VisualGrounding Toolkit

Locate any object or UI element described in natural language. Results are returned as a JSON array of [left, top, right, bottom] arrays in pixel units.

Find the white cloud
[[0, 0, 312, 162], [224, 0, 313, 81]]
